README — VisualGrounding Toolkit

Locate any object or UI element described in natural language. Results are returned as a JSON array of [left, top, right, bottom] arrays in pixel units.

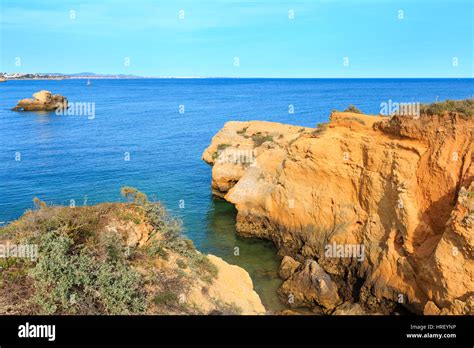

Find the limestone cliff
[[203, 102, 473, 315]]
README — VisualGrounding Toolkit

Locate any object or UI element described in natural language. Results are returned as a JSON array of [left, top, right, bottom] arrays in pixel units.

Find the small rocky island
[[12, 90, 67, 112]]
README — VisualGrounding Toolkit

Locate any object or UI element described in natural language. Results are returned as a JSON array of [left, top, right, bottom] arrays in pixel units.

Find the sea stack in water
[[12, 90, 67, 111]]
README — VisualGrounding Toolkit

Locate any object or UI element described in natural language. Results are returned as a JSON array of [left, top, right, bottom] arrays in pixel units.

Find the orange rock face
[[12, 90, 67, 112], [203, 111, 473, 314]]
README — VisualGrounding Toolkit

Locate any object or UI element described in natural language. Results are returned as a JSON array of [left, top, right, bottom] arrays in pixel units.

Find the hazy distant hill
[[39, 72, 142, 78]]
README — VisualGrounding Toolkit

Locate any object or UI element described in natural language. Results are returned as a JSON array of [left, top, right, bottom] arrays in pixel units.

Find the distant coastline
[[0, 72, 143, 81], [1, 72, 473, 81]]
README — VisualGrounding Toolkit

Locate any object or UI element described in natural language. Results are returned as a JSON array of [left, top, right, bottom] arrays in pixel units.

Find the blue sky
[[0, 0, 472, 77]]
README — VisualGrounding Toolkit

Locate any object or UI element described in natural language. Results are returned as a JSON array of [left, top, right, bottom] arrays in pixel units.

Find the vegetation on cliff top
[[343, 104, 363, 114], [0, 187, 220, 315], [251, 133, 274, 147], [310, 122, 329, 137], [420, 98, 473, 118]]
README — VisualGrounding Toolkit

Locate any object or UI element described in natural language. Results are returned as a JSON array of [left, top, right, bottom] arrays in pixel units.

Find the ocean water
[[1, 78, 473, 311]]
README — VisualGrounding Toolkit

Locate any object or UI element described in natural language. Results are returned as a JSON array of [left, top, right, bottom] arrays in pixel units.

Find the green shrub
[[95, 261, 145, 314], [120, 187, 218, 284], [344, 104, 362, 114], [420, 98, 473, 118], [99, 231, 124, 262], [120, 187, 181, 241], [0, 258, 29, 284], [236, 127, 248, 135], [252, 133, 273, 147], [211, 144, 231, 161], [165, 237, 195, 257], [312, 122, 329, 136], [153, 291, 178, 306], [190, 254, 218, 284], [32, 197, 47, 210], [143, 202, 182, 240], [217, 143, 231, 151], [121, 186, 149, 205], [120, 211, 141, 225], [145, 240, 169, 260], [29, 230, 146, 314]]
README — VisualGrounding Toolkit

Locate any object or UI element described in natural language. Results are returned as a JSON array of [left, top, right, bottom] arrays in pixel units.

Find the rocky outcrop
[[202, 121, 313, 198], [279, 255, 300, 280], [12, 90, 67, 111], [278, 259, 342, 313], [187, 255, 266, 314], [203, 107, 473, 315], [332, 302, 367, 315]]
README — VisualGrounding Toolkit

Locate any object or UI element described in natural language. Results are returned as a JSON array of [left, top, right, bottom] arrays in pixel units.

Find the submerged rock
[[12, 90, 67, 111]]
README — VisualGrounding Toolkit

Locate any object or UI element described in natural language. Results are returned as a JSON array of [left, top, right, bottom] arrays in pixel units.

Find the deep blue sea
[[1, 78, 473, 311]]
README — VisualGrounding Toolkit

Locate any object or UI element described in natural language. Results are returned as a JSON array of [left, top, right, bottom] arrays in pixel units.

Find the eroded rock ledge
[[203, 108, 473, 315]]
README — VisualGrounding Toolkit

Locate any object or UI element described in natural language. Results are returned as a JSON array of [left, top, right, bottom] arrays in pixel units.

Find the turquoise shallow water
[[0, 78, 473, 311]]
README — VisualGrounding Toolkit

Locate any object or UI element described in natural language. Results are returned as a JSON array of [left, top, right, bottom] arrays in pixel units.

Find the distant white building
[[4, 73, 26, 78]]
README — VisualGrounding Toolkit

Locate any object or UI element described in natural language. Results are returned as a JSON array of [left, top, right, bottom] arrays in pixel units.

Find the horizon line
[[2, 74, 473, 80]]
